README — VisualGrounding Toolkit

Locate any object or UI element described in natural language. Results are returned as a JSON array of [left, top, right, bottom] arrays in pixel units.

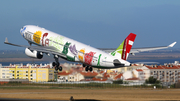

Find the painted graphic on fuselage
[[49, 36, 64, 51], [62, 42, 78, 61], [77, 48, 96, 65], [42, 33, 49, 46], [32, 30, 98, 65], [78, 48, 85, 62], [62, 42, 71, 55], [97, 54, 102, 66], [69, 44, 78, 56], [33, 31, 42, 44], [84, 51, 96, 65]]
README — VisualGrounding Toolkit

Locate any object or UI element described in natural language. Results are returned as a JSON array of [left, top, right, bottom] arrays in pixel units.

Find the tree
[[113, 80, 123, 84], [146, 76, 160, 84]]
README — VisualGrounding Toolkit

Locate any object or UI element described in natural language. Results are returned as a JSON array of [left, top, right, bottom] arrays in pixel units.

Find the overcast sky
[[1, 0, 180, 50]]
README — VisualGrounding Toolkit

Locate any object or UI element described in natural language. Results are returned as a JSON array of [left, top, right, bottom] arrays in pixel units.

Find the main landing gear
[[53, 55, 62, 72], [84, 65, 93, 72]]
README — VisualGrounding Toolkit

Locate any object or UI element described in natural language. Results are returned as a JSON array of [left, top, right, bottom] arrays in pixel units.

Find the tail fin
[[111, 33, 136, 60]]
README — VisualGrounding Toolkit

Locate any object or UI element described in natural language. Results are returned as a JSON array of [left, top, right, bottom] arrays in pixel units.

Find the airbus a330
[[4, 25, 176, 71]]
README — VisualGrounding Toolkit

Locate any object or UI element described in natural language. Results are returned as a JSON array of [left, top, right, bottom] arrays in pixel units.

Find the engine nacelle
[[25, 48, 43, 59]]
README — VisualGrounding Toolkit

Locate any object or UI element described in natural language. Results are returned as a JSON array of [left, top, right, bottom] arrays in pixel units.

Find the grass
[[0, 82, 164, 89], [0, 86, 74, 89]]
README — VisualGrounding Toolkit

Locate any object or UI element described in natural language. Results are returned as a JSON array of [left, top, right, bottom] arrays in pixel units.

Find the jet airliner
[[4, 25, 176, 71]]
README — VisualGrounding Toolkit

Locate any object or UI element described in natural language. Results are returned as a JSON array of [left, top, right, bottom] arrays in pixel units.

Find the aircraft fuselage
[[20, 25, 130, 69]]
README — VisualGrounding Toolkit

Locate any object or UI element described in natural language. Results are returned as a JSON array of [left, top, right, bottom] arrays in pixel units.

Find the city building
[[0, 63, 54, 82], [1, 61, 180, 84], [80, 71, 98, 81], [143, 65, 180, 84]]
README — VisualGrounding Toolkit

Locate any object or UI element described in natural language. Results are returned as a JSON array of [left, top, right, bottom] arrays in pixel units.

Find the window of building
[[17, 71, 19, 73], [49, 73, 53, 75]]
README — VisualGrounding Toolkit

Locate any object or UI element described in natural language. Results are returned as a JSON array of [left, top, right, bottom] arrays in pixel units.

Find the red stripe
[[122, 33, 136, 60]]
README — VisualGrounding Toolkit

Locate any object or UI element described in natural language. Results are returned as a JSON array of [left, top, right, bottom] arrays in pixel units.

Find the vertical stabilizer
[[111, 33, 136, 60]]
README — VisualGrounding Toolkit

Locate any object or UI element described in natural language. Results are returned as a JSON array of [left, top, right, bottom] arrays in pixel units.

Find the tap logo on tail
[[111, 33, 136, 60]]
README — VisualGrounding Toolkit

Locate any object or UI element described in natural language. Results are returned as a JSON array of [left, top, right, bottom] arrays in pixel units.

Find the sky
[[1, 0, 180, 50]]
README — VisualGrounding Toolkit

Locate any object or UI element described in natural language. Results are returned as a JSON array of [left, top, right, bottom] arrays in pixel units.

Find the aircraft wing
[[4, 38, 66, 57], [99, 42, 177, 55], [130, 42, 176, 54]]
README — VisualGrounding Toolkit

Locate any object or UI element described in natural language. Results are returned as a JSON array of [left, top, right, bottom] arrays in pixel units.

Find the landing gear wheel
[[85, 66, 89, 72], [59, 66, 62, 71], [52, 62, 56, 67], [53, 55, 62, 71], [55, 66, 58, 71], [89, 67, 93, 72], [56, 62, 60, 67], [85, 66, 93, 72]]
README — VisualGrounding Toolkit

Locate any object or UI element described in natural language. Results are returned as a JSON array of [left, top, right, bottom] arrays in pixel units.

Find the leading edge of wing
[[130, 42, 177, 53], [99, 42, 176, 53], [4, 37, 59, 54], [4, 37, 29, 48]]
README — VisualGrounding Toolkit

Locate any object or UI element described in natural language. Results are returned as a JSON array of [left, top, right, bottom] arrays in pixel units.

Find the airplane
[[4, 25, 176, 72]]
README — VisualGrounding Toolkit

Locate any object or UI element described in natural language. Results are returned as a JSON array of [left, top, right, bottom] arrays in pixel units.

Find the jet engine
[[25, 48, 43, 59]]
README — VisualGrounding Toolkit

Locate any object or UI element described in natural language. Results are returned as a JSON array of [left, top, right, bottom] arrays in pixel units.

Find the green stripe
[[111, 40, 124, 56]]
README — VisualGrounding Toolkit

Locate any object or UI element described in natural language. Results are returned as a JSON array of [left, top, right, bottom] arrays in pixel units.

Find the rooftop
[[114, 73, 123, 80], [80, 71, 98, 77], [145, 65, 180, 69]]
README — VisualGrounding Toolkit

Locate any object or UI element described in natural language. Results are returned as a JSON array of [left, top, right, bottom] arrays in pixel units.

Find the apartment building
[[0, 64, 54, 82], [141, 65, 180, 84]]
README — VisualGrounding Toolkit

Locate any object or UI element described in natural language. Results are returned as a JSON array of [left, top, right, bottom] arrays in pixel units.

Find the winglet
[[4, 37, 8, 43], [168, 42, 176, 47]]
